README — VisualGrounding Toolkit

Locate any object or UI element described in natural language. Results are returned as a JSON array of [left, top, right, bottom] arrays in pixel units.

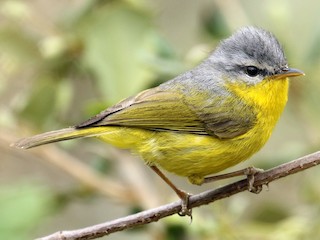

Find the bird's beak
[[272, 68, 305, 80]]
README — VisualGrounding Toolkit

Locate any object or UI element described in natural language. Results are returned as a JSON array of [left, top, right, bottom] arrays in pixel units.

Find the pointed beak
[[272, 68, 305, 80]]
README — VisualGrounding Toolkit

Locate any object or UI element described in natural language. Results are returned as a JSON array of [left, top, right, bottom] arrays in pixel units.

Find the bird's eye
[[245, 66, 260, 77]]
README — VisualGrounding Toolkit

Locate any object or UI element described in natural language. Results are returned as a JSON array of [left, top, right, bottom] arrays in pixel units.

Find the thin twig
[[37, 151, 320, 240]]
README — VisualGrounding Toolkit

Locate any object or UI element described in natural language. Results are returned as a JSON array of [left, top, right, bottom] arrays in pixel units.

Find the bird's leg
[[203, 167, 264, 193], [149, 165, 192, 217]]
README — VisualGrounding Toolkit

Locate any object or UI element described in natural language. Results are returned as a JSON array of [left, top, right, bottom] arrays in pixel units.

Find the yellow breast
[[228, 78, 289, 146]]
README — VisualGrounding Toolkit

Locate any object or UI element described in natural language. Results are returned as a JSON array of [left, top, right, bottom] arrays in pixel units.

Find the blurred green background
[[2, 0, 320, 239]]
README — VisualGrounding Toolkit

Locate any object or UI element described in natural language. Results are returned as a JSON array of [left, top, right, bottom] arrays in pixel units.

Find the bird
[[12, 26, 304, 215]]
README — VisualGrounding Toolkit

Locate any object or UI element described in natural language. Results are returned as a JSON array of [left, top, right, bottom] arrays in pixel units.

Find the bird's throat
[[227, 78, 289, 120]]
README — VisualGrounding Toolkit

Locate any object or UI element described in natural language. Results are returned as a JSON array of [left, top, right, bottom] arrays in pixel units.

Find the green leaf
[[77, 3, 158, 103]]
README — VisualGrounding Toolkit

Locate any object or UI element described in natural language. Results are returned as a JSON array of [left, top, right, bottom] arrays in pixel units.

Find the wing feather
[[76, 87, 256, 138]]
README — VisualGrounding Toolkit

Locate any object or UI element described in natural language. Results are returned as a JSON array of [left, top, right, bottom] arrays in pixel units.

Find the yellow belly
[[97, 78, 289, 185], [97, 122, 271, 185]]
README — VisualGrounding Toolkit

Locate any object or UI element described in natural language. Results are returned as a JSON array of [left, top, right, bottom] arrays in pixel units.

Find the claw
[[178, 192, 192, 219], [245, 167, 263, 193]]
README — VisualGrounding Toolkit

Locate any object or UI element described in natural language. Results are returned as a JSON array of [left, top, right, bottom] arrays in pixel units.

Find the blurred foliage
[[0, 184, 58, 240], [2, 0, 320, 240]]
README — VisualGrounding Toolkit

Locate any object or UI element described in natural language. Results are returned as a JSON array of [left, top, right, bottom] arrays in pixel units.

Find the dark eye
[[245, 66, 260, 77]]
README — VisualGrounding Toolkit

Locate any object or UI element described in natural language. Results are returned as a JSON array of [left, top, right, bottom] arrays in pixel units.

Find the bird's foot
[[244, 167, 264, 193], [177, 190, 193, 219]]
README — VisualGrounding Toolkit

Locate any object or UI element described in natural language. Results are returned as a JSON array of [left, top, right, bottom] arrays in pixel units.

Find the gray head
[[209, 26, 300, 85]]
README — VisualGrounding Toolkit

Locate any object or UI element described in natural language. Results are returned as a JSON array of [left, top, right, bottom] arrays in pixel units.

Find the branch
[[37, 151, 320, 240]]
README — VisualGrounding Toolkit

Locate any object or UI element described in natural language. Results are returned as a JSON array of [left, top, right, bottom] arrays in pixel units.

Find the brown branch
[[37, 151, 320, 240]]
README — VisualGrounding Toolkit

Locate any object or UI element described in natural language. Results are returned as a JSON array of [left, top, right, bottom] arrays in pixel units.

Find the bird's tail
[[12, 127, 108, 149]]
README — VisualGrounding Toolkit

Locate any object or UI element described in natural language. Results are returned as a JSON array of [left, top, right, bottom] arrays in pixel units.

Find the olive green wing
[[77, 88, 208, 134], [76, 87, 256, 139], [195, 103, 256, 138]]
